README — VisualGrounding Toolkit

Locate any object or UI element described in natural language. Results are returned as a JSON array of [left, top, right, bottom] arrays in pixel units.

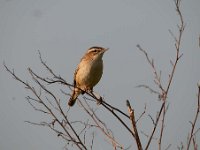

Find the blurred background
[[0, 0, 200, 149]]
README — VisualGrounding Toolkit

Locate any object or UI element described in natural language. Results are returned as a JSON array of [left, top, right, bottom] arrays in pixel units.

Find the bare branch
[[86, 92, 130, 119], [186, 85, 200, 150], [158, 104, 166, 150], [78, 99, 123, 149], [192, 137, 198, 150], [126, 100, 142, 150], [136, 45, 165, 99], [4, 63, 87, 150], [82, 91, 135, 139], [145, 102, 165, 150], [136, 1, 184, 149]]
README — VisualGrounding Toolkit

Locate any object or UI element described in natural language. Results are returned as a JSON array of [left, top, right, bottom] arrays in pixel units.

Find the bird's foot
[[96, 96, 103, 105]]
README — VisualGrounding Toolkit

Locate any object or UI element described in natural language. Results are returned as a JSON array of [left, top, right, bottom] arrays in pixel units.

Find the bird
[[68, 46, 108, 106]]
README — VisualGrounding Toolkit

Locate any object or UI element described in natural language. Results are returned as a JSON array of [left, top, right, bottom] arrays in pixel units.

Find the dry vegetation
[[4, 0, 199, 149]]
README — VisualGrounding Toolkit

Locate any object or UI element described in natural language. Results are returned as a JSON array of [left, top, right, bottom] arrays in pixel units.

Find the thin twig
[[186, 85, 200, 150], [4, 63, 87, 150], [79, 99, 123, 149], [145, 102, 165, 150], [136, 104, 147, 123], [159, 1, 185, 149]]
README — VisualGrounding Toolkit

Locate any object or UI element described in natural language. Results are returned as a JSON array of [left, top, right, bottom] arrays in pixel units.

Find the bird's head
[[86, 46, 109, 60]]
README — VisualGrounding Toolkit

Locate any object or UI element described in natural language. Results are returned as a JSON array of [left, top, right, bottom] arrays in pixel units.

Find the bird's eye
[[87, 48, 100, 54]]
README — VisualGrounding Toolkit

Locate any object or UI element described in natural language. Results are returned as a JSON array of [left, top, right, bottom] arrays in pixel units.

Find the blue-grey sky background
[[0, 0, 200, 149]]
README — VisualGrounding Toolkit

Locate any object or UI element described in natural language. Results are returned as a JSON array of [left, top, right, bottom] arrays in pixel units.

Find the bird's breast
[[76, 59, 103, 89]]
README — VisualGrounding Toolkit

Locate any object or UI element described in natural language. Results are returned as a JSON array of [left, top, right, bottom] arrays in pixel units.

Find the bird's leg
[[89, 87, 93, 93], [90, 90, 103, 105], [85, 87, 103, 105], [81, 90, 85, 94]]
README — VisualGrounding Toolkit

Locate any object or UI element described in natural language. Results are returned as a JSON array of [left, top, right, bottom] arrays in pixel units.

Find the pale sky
[[0, 0, 200, 150]]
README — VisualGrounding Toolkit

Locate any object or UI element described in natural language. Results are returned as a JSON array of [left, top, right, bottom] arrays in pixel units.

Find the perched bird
[[68, 46, 108, 106]]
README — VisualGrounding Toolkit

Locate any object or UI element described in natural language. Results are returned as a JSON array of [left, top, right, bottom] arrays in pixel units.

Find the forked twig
[[136, 0, 184, 149]]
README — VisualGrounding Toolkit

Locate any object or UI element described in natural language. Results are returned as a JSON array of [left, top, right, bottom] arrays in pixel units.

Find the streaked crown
[[87, 46, 108, 55]]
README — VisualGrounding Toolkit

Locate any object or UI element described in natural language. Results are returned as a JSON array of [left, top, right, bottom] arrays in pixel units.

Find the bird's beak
[[104, 48, 109, 52]]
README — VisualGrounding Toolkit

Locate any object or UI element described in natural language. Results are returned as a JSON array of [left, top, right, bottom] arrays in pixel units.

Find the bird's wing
[[73, 54, 88, 87]]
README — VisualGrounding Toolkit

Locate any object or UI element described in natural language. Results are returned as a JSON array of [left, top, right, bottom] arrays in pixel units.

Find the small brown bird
[[68, 46, 108, 106]]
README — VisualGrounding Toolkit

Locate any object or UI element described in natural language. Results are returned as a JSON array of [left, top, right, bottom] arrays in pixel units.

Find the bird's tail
[[68, 88, 81, 106]]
